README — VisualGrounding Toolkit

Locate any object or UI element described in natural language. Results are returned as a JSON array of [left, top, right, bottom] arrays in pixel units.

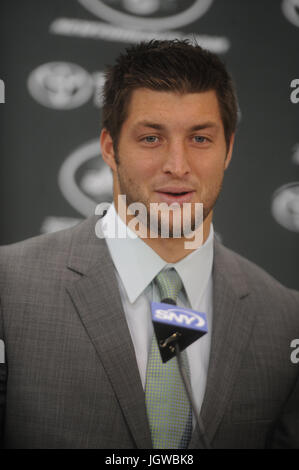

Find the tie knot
[[155, 268, 183, 304]]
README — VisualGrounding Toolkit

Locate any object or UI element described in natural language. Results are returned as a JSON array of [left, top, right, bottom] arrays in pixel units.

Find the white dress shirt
[[100, 202, 214, 418]]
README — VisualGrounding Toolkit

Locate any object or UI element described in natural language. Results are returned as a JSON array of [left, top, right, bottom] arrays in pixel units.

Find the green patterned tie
[[145, 268, 192, 449]]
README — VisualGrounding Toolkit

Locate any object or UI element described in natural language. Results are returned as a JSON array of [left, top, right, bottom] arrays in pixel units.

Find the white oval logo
[[27, 62, 94, 109], [271, 182, 299, 232], [77, 0, 214, 31], [58, 139, 113, 217], [282, 0, 299, 28]]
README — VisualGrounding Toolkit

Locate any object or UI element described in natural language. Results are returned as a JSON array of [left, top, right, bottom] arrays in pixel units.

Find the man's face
[[101, 88, 234, 237]]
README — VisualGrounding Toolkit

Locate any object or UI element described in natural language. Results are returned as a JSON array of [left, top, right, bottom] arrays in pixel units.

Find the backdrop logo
[[77, 0, 214, 30], [50, 0, 229, 53], [0, 79, 5, 103], [27, 62, 95, 109], [282, 0, 299, 27], [58, 139, 113, 217], [271, 144, 299, 232], [271, 182, 299, 232]]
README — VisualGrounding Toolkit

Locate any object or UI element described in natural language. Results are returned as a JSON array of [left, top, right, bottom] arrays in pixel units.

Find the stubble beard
[[115, 157, 224, 238]]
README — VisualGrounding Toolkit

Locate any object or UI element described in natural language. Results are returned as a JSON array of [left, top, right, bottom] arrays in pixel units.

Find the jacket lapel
[[65, 216, 152, 449], [189, 239, 255, 448]]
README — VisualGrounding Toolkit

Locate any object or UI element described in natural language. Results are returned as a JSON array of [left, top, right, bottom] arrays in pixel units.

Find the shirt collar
[[101, 202, 214, 308]]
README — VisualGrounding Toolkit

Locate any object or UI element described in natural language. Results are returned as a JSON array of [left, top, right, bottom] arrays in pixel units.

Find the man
[[0, 40, 298, 449]]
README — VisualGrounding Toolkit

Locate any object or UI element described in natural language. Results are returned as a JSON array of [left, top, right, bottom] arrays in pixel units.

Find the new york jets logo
[[77, 0, 214, 31], [282, 0, 299, 27]]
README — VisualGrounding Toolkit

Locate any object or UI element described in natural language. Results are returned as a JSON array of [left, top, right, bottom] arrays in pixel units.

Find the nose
[[161, 139, 191, 177]]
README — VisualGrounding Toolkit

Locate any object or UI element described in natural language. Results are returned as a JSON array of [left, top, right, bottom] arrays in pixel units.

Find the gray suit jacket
[[0, 215, 298, 449]]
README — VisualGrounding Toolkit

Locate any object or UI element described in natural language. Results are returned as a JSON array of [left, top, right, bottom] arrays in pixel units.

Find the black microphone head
[[160, 298, 176, 305], [151, 301, 208, 362]]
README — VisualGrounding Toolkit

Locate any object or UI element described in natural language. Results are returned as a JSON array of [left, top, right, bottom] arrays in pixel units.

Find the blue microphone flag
[[151, 302, 208, 362]]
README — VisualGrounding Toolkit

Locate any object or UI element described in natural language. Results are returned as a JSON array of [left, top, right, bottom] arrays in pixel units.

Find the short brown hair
[[102, 39, 238, 152]]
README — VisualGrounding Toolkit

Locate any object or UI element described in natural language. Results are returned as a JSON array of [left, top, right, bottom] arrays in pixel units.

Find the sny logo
[[152, 302, 207, 332], [0, 79, 5, 104]]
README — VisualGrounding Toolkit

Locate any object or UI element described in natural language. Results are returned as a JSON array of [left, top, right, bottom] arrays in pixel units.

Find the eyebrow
[[133, 120, 219, 132]]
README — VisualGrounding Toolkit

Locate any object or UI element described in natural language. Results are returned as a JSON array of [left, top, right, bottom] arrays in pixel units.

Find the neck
[[139, 213, 212, 263]]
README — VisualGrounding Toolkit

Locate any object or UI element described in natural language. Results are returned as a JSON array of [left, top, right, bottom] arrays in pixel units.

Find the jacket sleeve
[[266, 287, 299, 449], [0, 295, 7, 448], [267, 368, 299, 448]]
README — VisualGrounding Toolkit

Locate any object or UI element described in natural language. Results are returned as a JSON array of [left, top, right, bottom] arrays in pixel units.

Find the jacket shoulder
[[214, 240, 299, 305], [0, 222, 79, 267], [0, 215, 104, 283]]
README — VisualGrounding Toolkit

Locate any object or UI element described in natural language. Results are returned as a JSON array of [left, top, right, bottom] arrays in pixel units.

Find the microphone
[[151, 300, 208, 363], [150, 299, 212, 450]]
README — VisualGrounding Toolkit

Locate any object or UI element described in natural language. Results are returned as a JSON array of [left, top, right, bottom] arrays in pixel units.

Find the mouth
[[154, 188, 195, 204]]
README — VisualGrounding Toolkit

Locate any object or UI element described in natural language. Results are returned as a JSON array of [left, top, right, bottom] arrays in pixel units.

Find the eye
[[143, 135, 159, 144], [193, 135, 208, 143]]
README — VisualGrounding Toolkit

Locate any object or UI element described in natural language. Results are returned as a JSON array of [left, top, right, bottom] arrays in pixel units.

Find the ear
[[100, 128, 117, 172], [224, 133, 235, 170]]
